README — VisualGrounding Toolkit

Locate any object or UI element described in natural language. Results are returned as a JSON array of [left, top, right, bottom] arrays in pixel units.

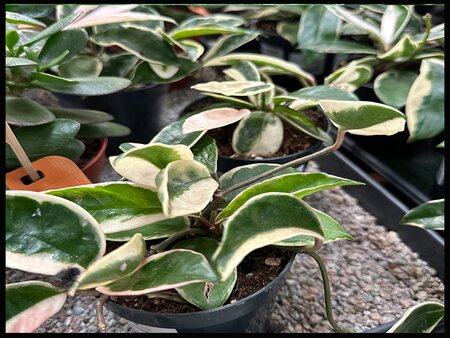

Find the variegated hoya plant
[[7, 91, 415, 332]]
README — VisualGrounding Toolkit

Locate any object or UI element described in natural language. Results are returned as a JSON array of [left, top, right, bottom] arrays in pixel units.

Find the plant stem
[[219, 129, 346, 198], [410, 13, 432, 59], [146, 291, 187, 303], [96, 294, 109, 333], [302, 251, 354, 333], [150, 228, 209, 253]]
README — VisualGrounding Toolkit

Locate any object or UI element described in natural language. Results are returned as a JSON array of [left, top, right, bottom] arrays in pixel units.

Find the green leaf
[[192, 81, 274, 97], [412, 23, 445, 43], [191, 135, 218, 174], [6, 11, 46, 28], [400, 199, 444, 230], [436, 141, 444, 149], [182, 107, 251, 133], [171, 26, 248, 40], [39, 29, 88, 67], [96, 249, 218, 296], [378, 35, 419, 61], [405, 59, 444, 142], [77, 122, 131, 138], [217, 172, 362, 222], [156, 160, 219, 218], [219, 163, 297, 202], [32, 72, 79, 85], [23, 12, 82, 47], [33, 76, 131, 96], [232, 111, 284, 157], [274, 208, 352, 247], [225, 61, 260, 82], [6, 281, 67, 333], [277, 21, 299, 46], [6, 96, 55, 127], [6, 191, 105, 275], [110, 143, 193, 188], [5, 57, 37, 68], [212, 193, 324, 280], [174, 238, 237, 310], [75, 234, 146, 290], [204, 53, 316, 86], [387, 301, 444, 333], [178, 39, 205, 61], [46, 182, 171, 235], [151, 119, 206, 147], [105, 217, 190, 242], [202, 32, 259, 62], [374, 71, 417, 108], [275, 85, 359, 105], [6, 4, 54, 18], [58, 55, 103, 78], [179, 14, 245, 29], [100, 53, 138, 77], [201, 93, 255, 109], [380, 5, 411, 47], [6, 30, 20, 51], [46, 106, 113, 124], [325, 62, 373, 92], [319, 100, 406, 136], [91, 27, 179, 66], [301, 40, 378, 54]]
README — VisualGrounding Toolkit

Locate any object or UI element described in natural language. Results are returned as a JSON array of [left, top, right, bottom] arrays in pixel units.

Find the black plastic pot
[[315, 151, 444, 333], [106, 253, 295, 333], [55, 84, 169, 156]]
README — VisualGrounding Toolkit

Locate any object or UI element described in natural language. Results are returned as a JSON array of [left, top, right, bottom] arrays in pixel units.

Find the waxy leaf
[[6, 96, 55, 127], [171, 26, 248, 40], [39, 29, 88, 67], [212, 193, 324, 280], [59, 55, 103, 78], [105, 217, 190, 242], [191, 135, 218, 174], [6, 282, 67, 333], [182, 107, 251, 134], [178, 39, 205, 61], [202, 32, 259, 62], [319, 100, 406, 136], [6, 4, 54, 18], [275, 85, 358, 106], [32, 72, 79, 85], [301, 40, 377, 55], [69, 12, 175, 29], [77, 122, 131, 138], [217, 172, 363, 222], [326, 62, 373, 92], [6, 57, 37, 67], [232, 111, 284, 157], [47, 182, 170, 235], [33, 76, 131, 96], [75, 234, 146, 290], [374, 71, 417, 108], [274, 208, 352, 247], [110, 143, 193, 188], [219, 163, 297, 201], [201, 93, 255, 109], [179, 14, 245, 29], [151, 119, 206, 147], [387, 301, 444, 333], [192, 81, 274, 97], [91, 27, 179, 66], [6, 11, 46, 27], [6, 191, 105, 275], [100, 53, 138, 77], [380, 5, 411, 47], [46, 106, 113, 124], [378, 35, 419, 61], [277, 21, 299, 46], [156, 160, 219, 218], [405, 59, 444, 142], [174, 238, 237, 310], [96, 249, 218, 296], [400, 199, 444, 230]]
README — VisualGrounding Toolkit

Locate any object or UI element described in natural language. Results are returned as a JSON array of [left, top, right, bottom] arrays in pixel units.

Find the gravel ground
[[7, 86, 444, 333]]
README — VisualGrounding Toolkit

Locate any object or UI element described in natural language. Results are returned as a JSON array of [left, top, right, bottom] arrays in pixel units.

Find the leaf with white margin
[[178, 39, 205, 61], [277, 21, 299, 46], [174, 237, 237, 310], [182, 107, 251, 134], [149, 63, 179, 79], [212, 192, 325, 280], [319, 100, 406, 136], [412, 23, 445, 43], [6, 282, 67, 333], [6, 191, 105, 275], [178, 14, 245, 29], [274, 208, 352, 247], [380, 5, 411, 47], [191, 135, 218, 174], [6, 11, 46, 27], [151, 119, 206, 147], [46, 182, 171, 235], [203, 53, 316, 86], [301, 40, 378, 55], [110, 143, 193, 188], [387, 301, 444, 333], [232, 111, 284, 157], [69, 12, 176, 28], [6, 57, 38, 67], [327, 62, 373, 92], [405, 58, 444, 142], [400, 199, 444, 230], [191, 81, 273, 97], [216, 172, 363, 222], [170, 26, 248, 40], [378, 35, 419, 61], [201, 92, 255, 109], [75, 234, 146, 291], [156, 160, 219, 218], [202, 32, 259, 62], [374, 70, 417, 108], [96, 249, 218, 296]]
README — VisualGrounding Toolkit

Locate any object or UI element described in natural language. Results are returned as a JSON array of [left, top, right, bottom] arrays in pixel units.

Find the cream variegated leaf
[[182, 107, 251, 133], [149, 62, 179, 79], [191, 81, 273, 96], [378, 35, 419, 61], [380, 5, 411, 47], [327, 62, 373, 92]]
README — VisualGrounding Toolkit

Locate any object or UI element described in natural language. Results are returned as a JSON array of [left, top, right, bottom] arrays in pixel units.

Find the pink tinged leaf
[[70, 5, 139, 28], [182, 108, 251, 134]]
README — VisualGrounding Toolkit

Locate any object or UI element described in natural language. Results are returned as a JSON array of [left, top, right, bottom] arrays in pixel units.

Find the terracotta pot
[[81, 138, 108, 183]]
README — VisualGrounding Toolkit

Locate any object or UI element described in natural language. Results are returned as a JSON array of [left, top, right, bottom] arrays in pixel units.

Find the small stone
[[265, 257, 282, 267], [309, 314, 323, 326], [415, 291, 428, 300], [369, 312, 380, 321], [400, 298, 412, 308]]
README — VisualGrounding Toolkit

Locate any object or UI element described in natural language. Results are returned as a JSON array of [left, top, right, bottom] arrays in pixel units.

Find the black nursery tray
[[314, 151, 445, 333]]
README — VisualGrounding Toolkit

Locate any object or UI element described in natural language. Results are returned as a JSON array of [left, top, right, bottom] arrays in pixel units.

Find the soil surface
[[114, 246, 292, 313], [75, 138, 102, 169]]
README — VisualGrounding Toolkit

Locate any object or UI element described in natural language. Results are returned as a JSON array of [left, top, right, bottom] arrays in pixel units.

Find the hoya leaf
[[387, 301, 444, 333], [170, 26, 248, 40], [374, 70, 417, 108], [191, 135, 218, 174], [326, 62, 373, 92], [58, 55, 103, 78], [202, 32, 259, 62], [6, 191, 105, 275], [378, 35, 419, 61], [400, 199, 444, 230], [32, 72, 79, 85], [6, 57, 37, 68], [191, 81, 274, 97], [179, 14, 245, 29], [201, 93, 255, 109], [6, 96, 55, 127], [151, 119, 206, 147], [380, 5, 411, 46], [6, 11, 46, 28], [301, 40, 377, 55], [77, 122, 131, 138], [156, 160, 219, 218], [277, 21, 299, 46], [39, 29, 88, 67], [45, 106, 113, 124], [182, 107, 251, 133]]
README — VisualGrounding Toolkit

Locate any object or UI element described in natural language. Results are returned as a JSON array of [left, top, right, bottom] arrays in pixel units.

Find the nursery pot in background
[[55, 84, 169, 156], [106, 253, 295, 333], [80, 137, 108, 183]]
